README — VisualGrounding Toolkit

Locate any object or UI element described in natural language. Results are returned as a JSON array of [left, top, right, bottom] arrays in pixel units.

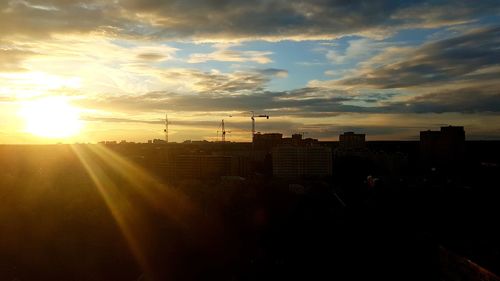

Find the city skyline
[[1, 1, 500, 143]]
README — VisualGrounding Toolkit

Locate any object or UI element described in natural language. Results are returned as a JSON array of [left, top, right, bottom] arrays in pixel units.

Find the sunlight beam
[[71, 144, 154, 279]]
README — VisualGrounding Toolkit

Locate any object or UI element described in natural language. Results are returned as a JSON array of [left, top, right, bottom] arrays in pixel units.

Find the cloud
[[0, 36, 179, 95], [1, 1, 499, 41], [133, 67, 288, 94], [0, 48, 34, 72], [326, 38, 385, 64], [391, 1, 500, 29], [119, 0, 500, 41], [188, 44, 272, 63], [80, 83, 500, 118], [333, 26, 500, 89], [256, 68, 288, 78], [78, 86, 365, 117], [0, 1, 123, 39], [169, 69, 272, 93], [304, 25, 500, 118], [75, 77, 500, 140], [133, 45, 178, 61], [387, 86, 500, 113]]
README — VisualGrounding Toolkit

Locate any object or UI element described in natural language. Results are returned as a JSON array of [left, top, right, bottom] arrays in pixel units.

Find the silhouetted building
[[292, 133, 302, 141], [282, 134, 319, 146], [339, 132, 366, 149], [272, 145, 332, 178], [152, 139, 167, 144], [99, 140, 118, 145], [174, 155, 232, 179], [253, 133, 283, 149], [334, 132, 371, 180], [420, 126, 465, 168]]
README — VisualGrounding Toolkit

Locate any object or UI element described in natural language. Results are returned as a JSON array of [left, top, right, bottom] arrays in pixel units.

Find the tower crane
[[227, 111, 270, 141], [217, 119, 231, 142], [250, 111, 269, 141]]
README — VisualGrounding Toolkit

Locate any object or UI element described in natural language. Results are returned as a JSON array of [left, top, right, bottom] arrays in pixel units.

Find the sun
[[19, 97, 83, 138]]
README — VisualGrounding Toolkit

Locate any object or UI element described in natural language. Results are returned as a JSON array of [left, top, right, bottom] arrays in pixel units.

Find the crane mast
[[221, 119, 226, 142], [251, 111, 269, 141], [217, 119, 231, 142]]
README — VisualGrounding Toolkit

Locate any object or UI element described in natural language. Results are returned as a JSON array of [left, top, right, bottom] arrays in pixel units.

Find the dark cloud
[[1, 1, 499, 40], [79, 83, 500, 140], [119, 0, 397, 39], [81, 82, 500, 117], [79, 86, 359, 115], [392, 1, 500, 28], [337, 26, 500, 88], [257, 68, 288, 77], [387, 87, 500, 113], [0, 1, 123, 38], [360, 92, 397, 102], [118, 0, 500, 40], [136, 53, 167, 61]]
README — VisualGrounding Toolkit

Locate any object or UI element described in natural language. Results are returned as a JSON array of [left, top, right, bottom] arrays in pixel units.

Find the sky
[[1, 0, 500, 143]]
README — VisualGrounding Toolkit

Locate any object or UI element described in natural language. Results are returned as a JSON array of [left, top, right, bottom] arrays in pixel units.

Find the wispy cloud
[[326, 38, 385, 64], [386, 86, 500, 114], [332, 26, 500, 89], [188, 43, 272, 64]]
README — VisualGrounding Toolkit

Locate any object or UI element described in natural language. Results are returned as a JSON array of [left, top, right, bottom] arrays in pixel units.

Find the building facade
[[272, 146, 332, 178], [420, 126, 465, 168]]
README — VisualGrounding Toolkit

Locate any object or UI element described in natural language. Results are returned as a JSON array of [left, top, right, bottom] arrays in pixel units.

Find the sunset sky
[[1, 0, 499, 143]]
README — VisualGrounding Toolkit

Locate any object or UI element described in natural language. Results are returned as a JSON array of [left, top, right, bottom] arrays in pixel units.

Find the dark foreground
[[0, 144, 499, 280]]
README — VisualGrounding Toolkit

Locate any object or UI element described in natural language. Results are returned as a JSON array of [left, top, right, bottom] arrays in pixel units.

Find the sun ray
[[70, 144, 154, 278], [70, 143, 206, 279], [87, 144, 196, 225]]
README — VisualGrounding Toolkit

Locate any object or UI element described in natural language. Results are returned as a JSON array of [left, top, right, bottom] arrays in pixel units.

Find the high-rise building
[[253, 133, 283, 149], [282, 134, 319, 146], [339, 132, 366, 149], [272, 146, 332, 178], [420, 126, 465, 168]]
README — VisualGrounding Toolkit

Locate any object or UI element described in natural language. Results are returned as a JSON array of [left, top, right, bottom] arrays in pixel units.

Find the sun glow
[[19, 97, 83, 138]]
